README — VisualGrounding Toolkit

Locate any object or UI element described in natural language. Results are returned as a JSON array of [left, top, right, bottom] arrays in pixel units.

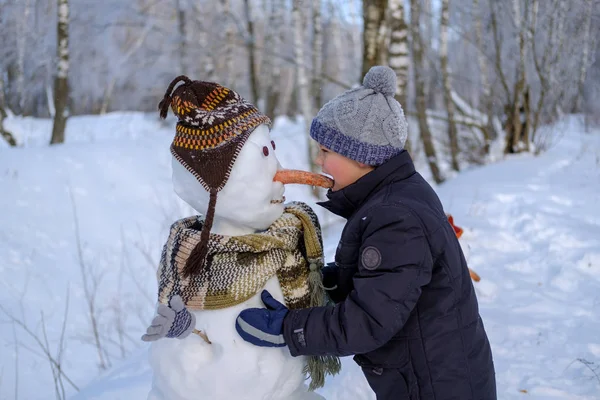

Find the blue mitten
[[236, 290, 289, 347]]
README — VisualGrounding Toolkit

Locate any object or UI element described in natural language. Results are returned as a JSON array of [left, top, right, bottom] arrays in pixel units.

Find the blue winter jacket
[[282, 150, 497, 400]]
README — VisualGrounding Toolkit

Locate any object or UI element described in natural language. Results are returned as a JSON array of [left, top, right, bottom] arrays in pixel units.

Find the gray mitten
[[141, 295, 196, 342]]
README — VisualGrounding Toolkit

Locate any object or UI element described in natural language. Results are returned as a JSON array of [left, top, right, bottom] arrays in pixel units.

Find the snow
[[1, 113, 599, 399]]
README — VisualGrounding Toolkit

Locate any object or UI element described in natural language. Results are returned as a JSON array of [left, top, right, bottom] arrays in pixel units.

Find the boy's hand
[[236, 290, 289, 347], [141, 295, 196, 341], [322, 262, 354, 304]]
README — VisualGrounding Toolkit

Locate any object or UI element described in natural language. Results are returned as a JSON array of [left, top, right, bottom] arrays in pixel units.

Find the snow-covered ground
[[1, 113, 599, 399]]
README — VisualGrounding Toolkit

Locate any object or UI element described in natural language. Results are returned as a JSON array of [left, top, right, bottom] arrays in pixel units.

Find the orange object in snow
[[447, 214, 464, 239], [273, 169, 334, 189], [447, 214, 480, 282]]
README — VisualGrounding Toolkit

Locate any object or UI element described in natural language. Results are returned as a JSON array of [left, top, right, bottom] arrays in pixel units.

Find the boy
[[236, 66, 497, 400]]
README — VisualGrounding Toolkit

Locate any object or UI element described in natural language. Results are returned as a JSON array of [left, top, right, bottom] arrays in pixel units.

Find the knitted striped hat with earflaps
[[158, 76, 271, 278]]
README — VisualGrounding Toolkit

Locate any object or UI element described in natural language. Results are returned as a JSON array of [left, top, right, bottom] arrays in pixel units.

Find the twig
[[68, 187, 109, 370], [192, 329, 211, 344], [577, 358, 600, 385], [0, 304, 79, 391], [13, 322, 18, 400], [40, 312, 61, 399]]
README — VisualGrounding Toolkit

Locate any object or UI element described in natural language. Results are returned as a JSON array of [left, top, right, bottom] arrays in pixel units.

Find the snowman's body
[[147, 277, 320, 400], [147, 125, 325, 400]]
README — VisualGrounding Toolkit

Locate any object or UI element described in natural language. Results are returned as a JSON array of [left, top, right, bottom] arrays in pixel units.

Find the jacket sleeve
[[283, 207, 433, 357]]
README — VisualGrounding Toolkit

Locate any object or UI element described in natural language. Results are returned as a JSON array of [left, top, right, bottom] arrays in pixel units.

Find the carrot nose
[[273, 169, 334, 189]]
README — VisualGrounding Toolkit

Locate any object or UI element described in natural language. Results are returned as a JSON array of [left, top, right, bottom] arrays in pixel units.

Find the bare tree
[[69, 188, 109, 370], [0, 294, 79, 398], [410, 0, 443, 183], [312, 0, 324, 109], [50, 0, 70, 145], [574, 0, 593, 112], [244, 0, 259, 104], [505, 0, 531, 154], [0, 71, 16, 146], [387, 0, 409, 107], [175, 0, 189, 76], [15, 0, 32, 114], [293, 0, 320, 196], [440, 0, 460, 171], [473, 0, 494, 153], [530, 0, 560, 142], [220, 0, 236, 88], [100, 21, 153, 114], [362, 0, 388, 77]]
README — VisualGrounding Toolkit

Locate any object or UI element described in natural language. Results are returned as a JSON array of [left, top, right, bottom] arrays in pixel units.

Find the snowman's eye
[[271, 140, 276, 150], [262, 146, 269, 156]]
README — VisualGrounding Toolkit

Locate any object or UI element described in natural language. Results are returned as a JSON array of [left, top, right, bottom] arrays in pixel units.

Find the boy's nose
[[315, 153, 323, 166]]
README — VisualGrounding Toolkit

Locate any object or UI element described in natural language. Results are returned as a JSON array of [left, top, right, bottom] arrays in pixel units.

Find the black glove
[[322, 262, 355, 304]]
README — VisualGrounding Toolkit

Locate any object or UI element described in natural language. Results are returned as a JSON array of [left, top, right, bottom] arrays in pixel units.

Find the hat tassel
[[158, 75, 193, 120], [183, 188, 218, 277]]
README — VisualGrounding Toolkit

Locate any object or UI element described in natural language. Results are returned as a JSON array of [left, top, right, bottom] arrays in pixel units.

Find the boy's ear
[[357, 162, 375, 169]]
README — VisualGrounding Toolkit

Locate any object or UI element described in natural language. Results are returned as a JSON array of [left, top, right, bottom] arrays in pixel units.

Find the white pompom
[[362, 66, 397, 97]]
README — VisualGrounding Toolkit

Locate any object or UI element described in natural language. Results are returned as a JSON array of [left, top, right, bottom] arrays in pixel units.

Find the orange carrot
[[447, 214, 464, 239], [273, 169, 334, 189], [448, 214, 480, 282]]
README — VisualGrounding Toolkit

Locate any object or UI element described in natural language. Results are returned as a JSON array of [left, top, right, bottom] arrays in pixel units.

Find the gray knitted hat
[[309, 66, 408, 166]]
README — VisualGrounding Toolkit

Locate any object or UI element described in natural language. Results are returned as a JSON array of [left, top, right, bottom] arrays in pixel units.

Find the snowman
[[142, 76, 339, 400]]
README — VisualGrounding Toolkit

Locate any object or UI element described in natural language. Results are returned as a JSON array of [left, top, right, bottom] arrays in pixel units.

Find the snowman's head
[[160, 75, 332, 277], [172, 124, 285, 231]]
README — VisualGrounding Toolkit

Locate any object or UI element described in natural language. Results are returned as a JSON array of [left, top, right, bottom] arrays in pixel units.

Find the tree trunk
[[176, 0, 188, 76], [506, 0, 529, 154], [388, 0, 408, 108], [574, 0, 593, 112], [15, 0, 31, 114], [293, 0, 320, 197], [50, 0, 70, 145], [0, 72, 17, 147], [410, 0, 443, 184], [262, 0, 283, 118], [531, 0, 561, 141], [220, 0, 235, 88], [387, 0, 410, 153], [473, 0, 493, 153], [244, 0, 259, 104], [440, 0, 459, 171], [312, 0, 324, 109], [362, 0, 388, 78], [549, 0, 567, 117], [327, 0, 343, 89]]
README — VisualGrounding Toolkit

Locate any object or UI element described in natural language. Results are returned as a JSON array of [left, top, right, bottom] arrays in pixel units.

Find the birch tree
[[387, 0, 408, 108], [176, 0, 189, 76], [244, 0, 259, 104], [261, 0, 284, 117], [574, 0, 593, 112], [440, 0, 459, 171], [530, 0, 559, 140], [15, 0, 31, 114], [312, 0, 324, 109], [362, 0, 388, 77], [221, 0, 236, 87], [473, 0, 493, 153], [0, 71, 17, 146], [50, 0, 70, 145], [410, 0, 443, 183], [293, 0, 320, 196]]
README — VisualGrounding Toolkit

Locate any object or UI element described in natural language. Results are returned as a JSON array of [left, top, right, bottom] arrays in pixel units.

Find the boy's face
[[315, 145, 375, 191]]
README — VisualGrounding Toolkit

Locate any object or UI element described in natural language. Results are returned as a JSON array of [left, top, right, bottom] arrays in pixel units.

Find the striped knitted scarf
[[156, 201, 340, 389]]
